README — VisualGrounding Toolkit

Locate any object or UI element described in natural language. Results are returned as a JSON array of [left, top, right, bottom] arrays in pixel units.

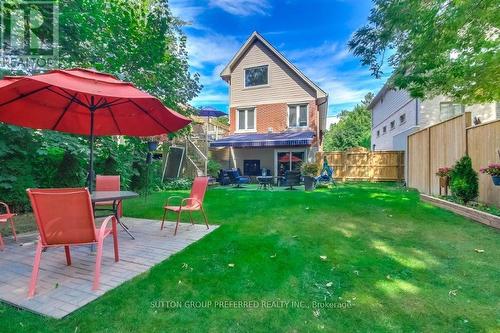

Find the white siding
[[371, 89, 417, 151], [419, 96, 498, 128], [229, 40, 316, 107]]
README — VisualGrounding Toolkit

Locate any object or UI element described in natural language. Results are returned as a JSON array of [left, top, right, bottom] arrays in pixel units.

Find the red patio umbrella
[[278, 154, 302, 163], [0, 68, 191, 191]]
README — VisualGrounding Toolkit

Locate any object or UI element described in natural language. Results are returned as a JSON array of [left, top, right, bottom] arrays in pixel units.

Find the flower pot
[[303, 176, 315, 191], [439, 176, 449, 196], [147, 141, 159, 151], [439, 176, 449, 188], [492, 175, 500, 186]]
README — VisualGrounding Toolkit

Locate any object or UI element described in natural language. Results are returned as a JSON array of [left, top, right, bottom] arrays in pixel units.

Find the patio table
[[256, 176, 274, 190], [91, 191, 139, 239]]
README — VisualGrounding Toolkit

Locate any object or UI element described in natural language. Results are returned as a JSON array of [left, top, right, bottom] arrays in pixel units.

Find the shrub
[[207, 159, 222, 178], [450, 156, 479, 205], [156, 178, 193, 191], [301, 162, 319, 177]]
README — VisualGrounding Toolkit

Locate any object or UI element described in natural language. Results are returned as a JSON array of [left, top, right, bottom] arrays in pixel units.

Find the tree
[[323, 95, 372, 151], [0, 0, 201, 208], [348, 0, 500, 104]]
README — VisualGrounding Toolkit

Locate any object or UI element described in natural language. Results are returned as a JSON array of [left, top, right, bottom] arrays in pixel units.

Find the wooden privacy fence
[[407, 112, 500, 207], [317, 147, 404, 181]]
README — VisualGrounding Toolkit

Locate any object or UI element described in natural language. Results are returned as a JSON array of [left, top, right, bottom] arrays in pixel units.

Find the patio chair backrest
[[226, 169, 239, 181], [188, 177, 209, 207], [27, 188, 97, 246], [96, 175, 120, 191], [285, 170, 301, 184]]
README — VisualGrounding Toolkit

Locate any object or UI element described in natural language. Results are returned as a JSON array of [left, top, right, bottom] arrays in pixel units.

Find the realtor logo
[[0, 0, 59, 70]]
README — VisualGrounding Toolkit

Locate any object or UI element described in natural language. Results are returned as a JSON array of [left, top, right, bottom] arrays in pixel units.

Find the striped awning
[[210, 130, 315, 148]]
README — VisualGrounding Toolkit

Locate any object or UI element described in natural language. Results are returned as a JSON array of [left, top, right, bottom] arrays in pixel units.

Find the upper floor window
[[288, 104, 308, 128], [244, 65, 268, 88], [399, 113, 406, 125], [237, 108, 255, 131], [377, 130, 380, 137], [383, 126, 387, 134], [390, 120, 395, 130], [440, 102, 464, 121]]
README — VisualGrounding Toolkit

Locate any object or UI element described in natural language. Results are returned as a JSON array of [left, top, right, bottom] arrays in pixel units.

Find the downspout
[[317, 97, 328, 151]]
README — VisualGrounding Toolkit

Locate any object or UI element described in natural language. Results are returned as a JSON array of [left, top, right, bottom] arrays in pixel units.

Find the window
[[383, 126, 387, 134], [377, 130, 380, 137], [399, 113, 406, 125], [440, 102, 464, 121], [237, 108, 255, 131], [288, 104, 308, 128], [244, 65, 268, 87], [390, 120, 395, 130]]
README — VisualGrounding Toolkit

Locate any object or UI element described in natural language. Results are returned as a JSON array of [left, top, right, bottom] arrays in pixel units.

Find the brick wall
[[229, 101, 318, 136]]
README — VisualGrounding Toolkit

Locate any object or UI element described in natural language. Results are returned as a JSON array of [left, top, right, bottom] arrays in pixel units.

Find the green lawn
[[1, 183, 499, 332]]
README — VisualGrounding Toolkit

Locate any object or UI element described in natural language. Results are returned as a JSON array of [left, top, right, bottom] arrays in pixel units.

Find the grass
[[1, 183, 499, 332]]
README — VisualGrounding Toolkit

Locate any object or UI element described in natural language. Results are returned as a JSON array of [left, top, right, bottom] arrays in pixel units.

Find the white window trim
[[235, 107, 257, 133], [287, 103, 309, 129], [243, 64, 269, 89], [274, 148, 308, 178]]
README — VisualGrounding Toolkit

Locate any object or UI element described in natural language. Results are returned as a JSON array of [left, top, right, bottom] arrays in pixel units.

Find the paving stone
[[0, 218, 217, 318]]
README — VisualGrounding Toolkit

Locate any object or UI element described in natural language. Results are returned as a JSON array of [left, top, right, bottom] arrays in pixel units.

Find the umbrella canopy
[[278, 154, 302, 163], [0, 68, 191, 136], [197, 106, 227, 118], [0, 68, 192, 191]]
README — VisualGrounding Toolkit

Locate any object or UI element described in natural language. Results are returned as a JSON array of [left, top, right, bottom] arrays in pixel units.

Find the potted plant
[[301, 162, 319, 191], [436, 167, 452, 195], [480, 163, 500, 186]]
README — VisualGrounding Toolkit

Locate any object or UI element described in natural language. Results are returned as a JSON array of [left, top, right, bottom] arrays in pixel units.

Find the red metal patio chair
[[161, 177, 209, 236], [0, 201, 17, 251], [26, 188, 119, 298], [95, 175, 122, 217]]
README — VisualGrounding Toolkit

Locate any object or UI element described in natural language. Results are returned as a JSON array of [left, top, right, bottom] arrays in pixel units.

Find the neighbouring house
[[210, 31, 328, 177], [368, 84, 499, 152]]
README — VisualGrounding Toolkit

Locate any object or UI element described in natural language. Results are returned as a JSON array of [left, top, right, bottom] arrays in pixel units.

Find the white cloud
[[186, 33, 241, 68], [283, 41, 385, 113], [209, 0, 271, 16]]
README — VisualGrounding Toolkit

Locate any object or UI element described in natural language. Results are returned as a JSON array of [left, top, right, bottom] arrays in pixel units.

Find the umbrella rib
[[46, 87, 88, 108], [105, 100, 122, 135], [0, 86, 49, 107], [128, 99, 173, 133], [52, 92, 78, 131]]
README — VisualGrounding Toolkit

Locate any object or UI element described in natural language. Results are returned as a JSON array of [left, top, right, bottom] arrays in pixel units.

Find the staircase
[[179, 135, 208, 177]]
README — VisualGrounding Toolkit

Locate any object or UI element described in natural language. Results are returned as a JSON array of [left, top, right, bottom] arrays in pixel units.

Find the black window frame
[[244, 65, 269, 88]]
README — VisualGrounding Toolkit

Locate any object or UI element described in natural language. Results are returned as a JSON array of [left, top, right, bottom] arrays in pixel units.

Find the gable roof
[[220, 31, 327, 99]]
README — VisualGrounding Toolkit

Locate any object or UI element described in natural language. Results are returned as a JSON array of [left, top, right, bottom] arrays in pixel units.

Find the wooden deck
[[0, 218, 217, 318]]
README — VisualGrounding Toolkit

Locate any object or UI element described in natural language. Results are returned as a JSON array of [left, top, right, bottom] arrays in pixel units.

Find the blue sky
[[170, 0, 390, 116]]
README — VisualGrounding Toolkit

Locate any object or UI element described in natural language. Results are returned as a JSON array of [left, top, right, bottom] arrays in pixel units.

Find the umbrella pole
[[88, 108, 95, 192]]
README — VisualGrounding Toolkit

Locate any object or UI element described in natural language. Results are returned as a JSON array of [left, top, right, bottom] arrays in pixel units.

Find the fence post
[[368, 151, 374, 181], [342, 151, 347, 182]]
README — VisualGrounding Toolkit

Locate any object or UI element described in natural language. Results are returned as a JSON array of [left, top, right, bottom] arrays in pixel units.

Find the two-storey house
[[210, 32, 328, 177], [369, 83, 499, 152]]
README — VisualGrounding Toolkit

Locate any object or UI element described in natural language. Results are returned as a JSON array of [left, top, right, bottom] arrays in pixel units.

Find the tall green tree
[[0, 0, 201, 208], [348, 0, 500, 104], [323, 94, 373, 151]]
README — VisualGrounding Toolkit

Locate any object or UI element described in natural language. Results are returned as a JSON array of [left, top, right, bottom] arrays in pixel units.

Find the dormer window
[[245, 65, 268, 88]]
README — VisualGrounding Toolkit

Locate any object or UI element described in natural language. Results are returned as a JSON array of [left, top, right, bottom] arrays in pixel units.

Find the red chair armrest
[[97, 215, 116, 240]]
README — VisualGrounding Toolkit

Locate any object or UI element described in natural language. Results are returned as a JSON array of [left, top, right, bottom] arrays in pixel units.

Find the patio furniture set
[[216, 168, 303, 190], [0, 175, 211, 299]]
